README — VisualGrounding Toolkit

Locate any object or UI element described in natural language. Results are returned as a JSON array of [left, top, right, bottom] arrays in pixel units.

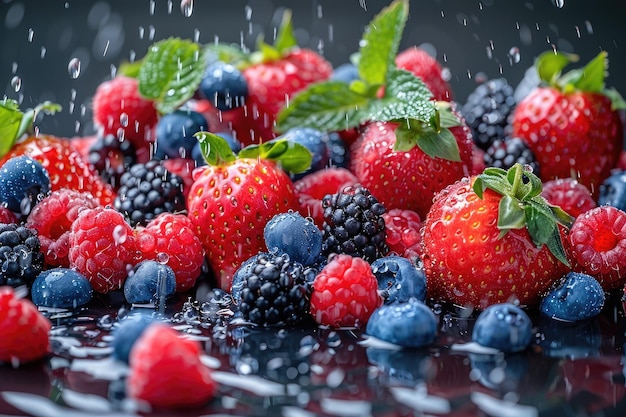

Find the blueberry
[[31, 268, 93, 309], [326, 132, 350, 169], [123, 260, 176, 304], [277, 128, 330, 181], [264, 212, 322, 267], [192, 131, 241, 166], [365, 299, 437, 348], [371, 256, 427, 304], [540, 272, 605, 322], [111, 313, 155, 363], [598, 170, 626, 211], [330, 63, 359, 83], [0, 156, 50, 217], [471, 303, 532, 353], [154, 110, 208, 160], [199, 61, 248, 111]]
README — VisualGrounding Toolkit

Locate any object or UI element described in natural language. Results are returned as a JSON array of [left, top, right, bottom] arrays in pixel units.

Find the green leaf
[[138, 38, 209, 114], [545, 227, 571, 267], [535, 50, 578, 85], [274, 9, 297, 54], [497, 195, 526, 235], [549, 203, 575, 228], [18, 101, 62, 139], [396, 124, 461, 161], [238, 138, 312, 174], [436, 102, 462, 128], [194, 132, 237, 166], [275, 81, 373, 133], [604, 87, 626, 111], [572, 51, 607, 92], [0, 100, 23, 158], [118, 60, 143, 78], [206, 43, 249, 66], [526, 201, 570, 266], [358, 0, 409, 86]]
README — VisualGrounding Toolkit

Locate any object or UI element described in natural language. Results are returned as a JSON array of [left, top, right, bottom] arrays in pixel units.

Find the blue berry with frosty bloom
[[0, 156, 50, 217], [472, 303, 532, 353], [540, 272, 605, 322], [154, 109, 208, 160], [200, 61, 248, 111], [123, 260, 176, 304], [371, 256, 427, 304], [264, 211, 322, 267], [31, 268, 92, 309], [598, 170, 626, 211], [366, 299, 437, 348]]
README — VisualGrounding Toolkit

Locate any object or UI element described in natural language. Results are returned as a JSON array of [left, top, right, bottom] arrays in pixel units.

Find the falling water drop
[[508, 46, 521, 64], [40, 47, 46, 59], [10, 76, 21, 92], [245, 5, 252, 21], [68, 58, 81, 79], [181, 0, 193, 17], [149, 0, 156, 15], [27, 28, 34, 42], [119, 112, 129, 127], [553, 0, 564, 8]]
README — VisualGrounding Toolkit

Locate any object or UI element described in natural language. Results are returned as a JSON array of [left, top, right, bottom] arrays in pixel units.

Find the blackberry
[[321, 185, 388, 263], [484, 137, 541, 176], [238, 253, 311, 327], [0, 224, 44, 288], [462, 78, 516, 151], [114, 160, 185, 227], [88, 134, 136, 189]]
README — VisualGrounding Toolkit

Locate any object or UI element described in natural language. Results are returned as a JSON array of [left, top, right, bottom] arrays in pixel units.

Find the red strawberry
[[309, 254, 381, 327], [68, 206, 137, 293], [422, 164, 572, 308], [351, 116, 473, 219], [136, 213, 205, 292], [92, 76, 158, 159], [126, 323, 217, 409], [511, 51, 624, 195], [568, 205, 626, 290], [186, 133, 303, 291], [0, 287, 51, 364], [541, 178, 596, 219], [0, 135, 116, 206], [396, 46, 453, 101]]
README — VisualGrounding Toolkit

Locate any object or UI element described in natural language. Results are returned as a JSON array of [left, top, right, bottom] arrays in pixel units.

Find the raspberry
[[92, 76, 158, 155], [542, 178, 596, 219], [26, 189, 101, 267], [568, 206, 626, 290], [68, 206, 137, 293], [382, 208, 422, 262], [0, 207, 17, 224], [310, 254, 381, 327], [126, 323, 217, 408], [294, 167, 358, 229], [135, 213, 204, 292], [0, 287, 51, 364], [0, 224, 44, 288]]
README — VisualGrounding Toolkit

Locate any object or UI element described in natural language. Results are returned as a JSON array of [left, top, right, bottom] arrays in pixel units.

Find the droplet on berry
[[112, 225, 128, 244]]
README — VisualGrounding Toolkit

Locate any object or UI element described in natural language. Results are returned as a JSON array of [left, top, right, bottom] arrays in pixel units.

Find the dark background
[[2, 0, 626, 138]]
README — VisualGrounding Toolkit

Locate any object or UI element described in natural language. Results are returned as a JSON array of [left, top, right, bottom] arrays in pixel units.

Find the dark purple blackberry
[[238, 253, 311, 327], [88, 134, 136, 189], [114, 160, 185, 227], [321, 185, 388, 263], [462, 78, 516, 151], [0, 224, 44, 288], [484, 137, 541, 176]]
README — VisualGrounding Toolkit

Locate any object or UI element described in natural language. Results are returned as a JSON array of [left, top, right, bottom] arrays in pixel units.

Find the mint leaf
[[0, 100, 23, 158], [572, 51, 607, 92], [138, 38, 209, 114], [536, 50, 578, 85], [358, 0, 409, 86], [119, 60, 143, 78], [274, 9, 297, 54], [206, 43, 248, 66], [395, 123, 461, 161], [238, 138, 312, 174], [195, 132, 237, 166], [275, 81, 373, 133]]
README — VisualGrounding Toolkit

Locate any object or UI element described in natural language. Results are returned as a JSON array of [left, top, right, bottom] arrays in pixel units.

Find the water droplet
[[553, 0, 564, 8], [167, 0, 173, 14], [112, 225, 127, 244], [138, 26, 145, 39], [68, 58, 81, 79], [180, 0, 193, 17], [119, 112, 129, 127], [40, 47, 47, 59], [508, 46, 521, 64], [10, 76, 21, 92], [245, 5, 252, 21], [27, 28, 34, 42], [157, 252, 170, 264]]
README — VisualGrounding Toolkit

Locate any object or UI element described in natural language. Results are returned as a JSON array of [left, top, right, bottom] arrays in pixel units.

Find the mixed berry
[[0, 0, 626, 413]]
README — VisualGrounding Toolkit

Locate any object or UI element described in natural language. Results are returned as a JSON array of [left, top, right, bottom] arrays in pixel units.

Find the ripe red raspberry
[[26, 189, 101, 267], [92, 76, 158, 155], [541, 178, 597, 219], [569, 205, 626, 290], [310, 254, 381, 327], [127, 323, 217, 408], [395, 46, 453, 101], [136, 213, 204, 292], [293, 167, 358, 229], [382, 208, 422, 261], [68, 206, 137, 293], [0, 287, 51, 364]]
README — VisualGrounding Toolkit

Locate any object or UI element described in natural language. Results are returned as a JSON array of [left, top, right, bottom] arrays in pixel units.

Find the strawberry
[[126, 323, 217, 409], [422, 164, 572, 308], [186, 133, 309, 291], [395, 46, 453, 101], [0, 135, 116, 206], [0, 286, 51, 364], [511, 51, 625, 195]]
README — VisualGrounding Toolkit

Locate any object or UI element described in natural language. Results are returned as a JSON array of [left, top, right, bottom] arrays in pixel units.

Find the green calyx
[[249, 9, 298, 65], [275, 0, 461, 162], [0, 99, 61, 159], [473, 163, 573, 266], [194, 131, 312, 174], [535, 50, 626, 110]]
